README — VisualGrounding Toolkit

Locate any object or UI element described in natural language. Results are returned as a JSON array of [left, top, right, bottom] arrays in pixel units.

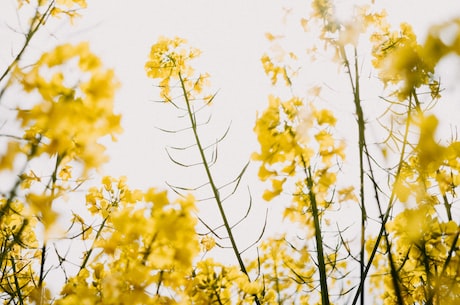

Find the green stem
[[385, 237, 404, 304], [351, 91, 415, 305], [38, 243, 46, 288], [420, 242, 434, 305], [339, 45, 366, 305], [441, 194, 453, 221], [10, 256, 24, 305], [302, 161, 330, 305], [78, 216, 108, 274], [0, 137, 41, 269], [178, 73, 261, 305], [0, 1, 55, 101], [428, 230, 460, 304], [353, 48, 367, 305]]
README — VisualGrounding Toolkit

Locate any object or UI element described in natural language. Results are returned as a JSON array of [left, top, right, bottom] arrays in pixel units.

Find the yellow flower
[[200, 235, 216, 252], [416, 114, 445, 173], [145, 36, 207, 101], [15, 43, 122, 173], [0, 142, 21, 170], [19, 170, 41, 189], [26, 193, 58, 230], [337, 186, 357, 203], [56, 0, 87, 8], [371, 22, 434, 99], [58, 165, 72, 181], [262, 178, 286, 201], [242, 280, 264, 295], [314, 108, 336, 126]]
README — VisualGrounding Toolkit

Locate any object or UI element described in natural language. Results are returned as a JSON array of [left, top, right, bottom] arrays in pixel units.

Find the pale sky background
[[1, 0, 460, 286], [71, 0, 460, 191], [77, 0, 460, 246]]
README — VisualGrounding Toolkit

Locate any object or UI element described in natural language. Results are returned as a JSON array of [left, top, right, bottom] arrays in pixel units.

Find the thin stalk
[[420, 242, 434, 305], [0, 136, 41, 270], [178, 73, 261, 305], [353, 47, 366, 305], [427, 230, 460, 304], [0, 1, 55, 101], [155, 270, 164, 295], [0, 134, 41, 221], [78, 216, 109, 274], [274, 265, 282, 304], [38, 243, 46, 288], [10, 256, 24, 305], [441, 194, 453, 221], [339, 45, 366, 305], [385, 238, 404, 304], [301, 158, 330, 305], [351, 90, 415, 305]]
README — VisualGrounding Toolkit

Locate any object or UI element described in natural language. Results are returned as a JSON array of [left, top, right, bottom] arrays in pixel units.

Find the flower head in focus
[[145, 36, 210, 102]]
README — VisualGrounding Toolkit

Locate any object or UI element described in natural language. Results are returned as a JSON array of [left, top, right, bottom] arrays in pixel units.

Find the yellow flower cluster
[[371, 19, 460, 100], [17, 0, 87, 20], [13, 43, 122, 173], [0, 198, 40, 304], [145, 36, 210, 101], [260, 55, 292, 86], [310, 0, 388, 52], [56, 176, 200, 305], [200, 234, 216, 252], [247, 235, 315, 304], [382, 210, 460, 304], [185, 258, 275, 304], [371, 23, 430, 100], [377, 113, 460, 304], [393, 114, 460, 204], [252, 94, 346, 205], [18, 0, 86, 7]]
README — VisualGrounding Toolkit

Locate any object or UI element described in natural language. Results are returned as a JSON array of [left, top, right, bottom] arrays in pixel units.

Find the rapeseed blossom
[[145, 36, 209, 101], [14, 43, 122, 173]]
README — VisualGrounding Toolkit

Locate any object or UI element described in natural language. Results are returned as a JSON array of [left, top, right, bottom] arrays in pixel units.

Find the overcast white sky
[[2, 0, 459, 187], [78, 1, 287, 189], [68, 0, 460, 188], [1, 0, 460, 264], [84, 0, 460, 259]]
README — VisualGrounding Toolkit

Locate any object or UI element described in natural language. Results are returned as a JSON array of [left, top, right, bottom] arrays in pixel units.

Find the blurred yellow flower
[[14, 43, 122, 173]]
